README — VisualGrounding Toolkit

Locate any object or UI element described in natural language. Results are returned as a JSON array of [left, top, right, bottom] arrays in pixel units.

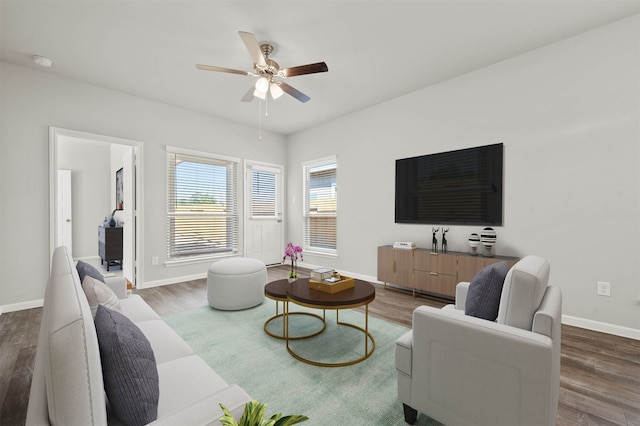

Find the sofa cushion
[[82, 276, 122, 318], [118, 295, 162, 323], [465, 261, 510, 321], [76, 260, 105, 283], [155, 355, 230, 419], [95, 305, 159, 426]]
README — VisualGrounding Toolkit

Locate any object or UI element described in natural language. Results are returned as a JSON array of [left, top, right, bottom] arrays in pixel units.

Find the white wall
[[0, 61, 286, 308], [57, 137, 112, 258], [1, 15, 638, 335], [287, 16, 640, 332]]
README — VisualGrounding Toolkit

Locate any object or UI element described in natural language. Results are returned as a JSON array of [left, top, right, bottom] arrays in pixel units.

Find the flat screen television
[[395, 143, 503, 226]]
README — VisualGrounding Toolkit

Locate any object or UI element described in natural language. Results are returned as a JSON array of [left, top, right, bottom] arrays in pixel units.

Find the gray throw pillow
[[465, 261, 510, 321], [76, 260, 105, 284], [95, 305, 159, 426]]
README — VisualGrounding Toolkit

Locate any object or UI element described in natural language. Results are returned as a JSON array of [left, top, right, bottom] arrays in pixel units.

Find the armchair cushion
[[464, 261, 509, 321]]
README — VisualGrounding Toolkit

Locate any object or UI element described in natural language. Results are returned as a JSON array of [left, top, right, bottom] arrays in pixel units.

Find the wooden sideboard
[[98, 225, 123, 271], [377, 245, 518, 299]]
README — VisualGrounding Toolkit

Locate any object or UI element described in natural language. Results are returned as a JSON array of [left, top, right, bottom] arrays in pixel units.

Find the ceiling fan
[[196, 31, 328, 103]]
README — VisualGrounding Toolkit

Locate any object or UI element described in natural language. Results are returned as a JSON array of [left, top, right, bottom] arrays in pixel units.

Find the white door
[[245, 162, 283, 265], [57, 169, 73, 252], [122, 148, 136, 286]]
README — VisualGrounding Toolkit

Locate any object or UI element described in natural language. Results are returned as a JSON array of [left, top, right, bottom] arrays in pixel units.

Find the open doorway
[[49, 127, 143, 287]]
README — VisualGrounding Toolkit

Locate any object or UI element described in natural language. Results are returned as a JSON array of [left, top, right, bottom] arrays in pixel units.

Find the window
[[303, 157, 337, 254], [167, 148, 239, 260], [251, 169, 277, 218]]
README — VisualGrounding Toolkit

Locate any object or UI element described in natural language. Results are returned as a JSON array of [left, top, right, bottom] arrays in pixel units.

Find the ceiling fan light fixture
[[255, 77, 269, 93], [253, 88, 267, 100], [270, 82, 284, 99]]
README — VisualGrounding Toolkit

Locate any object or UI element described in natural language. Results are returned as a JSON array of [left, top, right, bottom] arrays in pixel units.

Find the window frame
[[302, 155, 338, 257], [165, 146, 240, 265]]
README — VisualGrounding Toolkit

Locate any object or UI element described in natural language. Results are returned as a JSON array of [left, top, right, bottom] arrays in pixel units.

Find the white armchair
[[395, 255, 562, 425]]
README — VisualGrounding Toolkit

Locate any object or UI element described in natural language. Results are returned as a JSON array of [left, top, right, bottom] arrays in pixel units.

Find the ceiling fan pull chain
[[259, 98, 262, 142]]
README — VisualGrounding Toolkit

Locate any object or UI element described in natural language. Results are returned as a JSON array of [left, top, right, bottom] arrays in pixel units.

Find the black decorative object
[[431, 227, 439, 253], [441, 227, 449, 253]]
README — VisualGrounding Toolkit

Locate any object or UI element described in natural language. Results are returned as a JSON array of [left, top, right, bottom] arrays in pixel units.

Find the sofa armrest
[[408, 305, 556, 426], [454, 282, 470, 310], [104, 276, 127, 299]]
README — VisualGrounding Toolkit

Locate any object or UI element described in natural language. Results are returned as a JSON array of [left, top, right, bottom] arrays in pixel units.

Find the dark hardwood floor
[[1, 265, 639, 425]]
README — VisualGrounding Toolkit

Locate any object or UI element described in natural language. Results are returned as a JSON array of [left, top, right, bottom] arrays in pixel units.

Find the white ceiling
[[2, 1, 639, 135]]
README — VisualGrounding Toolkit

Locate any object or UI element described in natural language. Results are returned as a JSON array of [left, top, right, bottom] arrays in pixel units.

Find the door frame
[[49, 127, 144, 287], [243, 159, 285, 264]]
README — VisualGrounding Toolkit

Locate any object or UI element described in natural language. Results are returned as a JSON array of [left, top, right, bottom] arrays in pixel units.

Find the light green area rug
[[163, 299, 440, 426]]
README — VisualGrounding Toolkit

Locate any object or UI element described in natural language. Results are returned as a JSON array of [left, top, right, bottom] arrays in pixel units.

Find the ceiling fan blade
[[241, 86, 255, 102], [196, 64, 252, 76], [279, 82, 311, 103], [238, 31, 266, 67], [282, 62, 328, 78]]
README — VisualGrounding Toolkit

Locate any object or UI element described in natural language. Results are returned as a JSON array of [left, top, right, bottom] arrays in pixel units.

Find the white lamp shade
[[270, 82, 284, 99], [253, 88, 267, 100], [255, 77, 269, 93]]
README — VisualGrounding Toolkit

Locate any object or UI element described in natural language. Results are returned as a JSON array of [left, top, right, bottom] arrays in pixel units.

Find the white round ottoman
[[207, 258, 267, 310]]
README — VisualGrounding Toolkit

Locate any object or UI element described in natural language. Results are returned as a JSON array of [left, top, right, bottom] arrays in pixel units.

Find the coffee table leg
[[285, 300, 288, 341], [365, 304, 369, 354]]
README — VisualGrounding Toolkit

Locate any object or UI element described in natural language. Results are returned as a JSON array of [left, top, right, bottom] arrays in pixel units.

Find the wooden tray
[[309, 276, 355, 294]]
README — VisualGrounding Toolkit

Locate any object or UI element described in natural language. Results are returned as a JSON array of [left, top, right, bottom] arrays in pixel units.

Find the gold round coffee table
[[264, 279, 325, 340], [285, 278, 376, 367]]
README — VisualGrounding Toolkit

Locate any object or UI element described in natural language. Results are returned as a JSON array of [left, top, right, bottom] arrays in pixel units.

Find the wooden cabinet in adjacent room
[[98, 225, 123, 271]]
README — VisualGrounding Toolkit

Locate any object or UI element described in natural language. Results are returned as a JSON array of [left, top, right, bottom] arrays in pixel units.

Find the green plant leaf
[[220, 400, 307, 426], [218, 403, 239, 426], [274, 414, 310, 426]]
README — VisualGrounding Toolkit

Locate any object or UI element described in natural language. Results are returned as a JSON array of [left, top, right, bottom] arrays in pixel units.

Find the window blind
[[167, 151, 238, 259], [303, 158, 337, 253], [251, 170, 277, 218]]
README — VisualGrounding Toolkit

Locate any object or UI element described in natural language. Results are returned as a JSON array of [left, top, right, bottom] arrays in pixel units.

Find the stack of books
[[393, 241, 416, 250], [310, 267, 334, 282]]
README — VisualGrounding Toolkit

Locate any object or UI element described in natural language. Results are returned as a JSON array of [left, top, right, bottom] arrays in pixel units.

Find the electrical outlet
[[152, 256, 159, 266], [597, 281, 611, 296]]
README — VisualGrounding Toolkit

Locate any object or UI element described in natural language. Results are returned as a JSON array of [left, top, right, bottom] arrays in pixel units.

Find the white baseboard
[[4, 273, 638, 342], [562, 315, 640, 341], [140, 273, 207, 289], [301, 262, 640, 341], [1, 299, 44, 314], [75, 255, 101, 262]]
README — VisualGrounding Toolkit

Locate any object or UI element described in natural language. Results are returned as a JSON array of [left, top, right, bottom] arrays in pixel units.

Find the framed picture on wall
[[116, 167, 124, 210]]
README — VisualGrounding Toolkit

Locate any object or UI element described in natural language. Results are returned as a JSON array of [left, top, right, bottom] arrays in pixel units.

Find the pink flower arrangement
[[283, 242, 303, 278]]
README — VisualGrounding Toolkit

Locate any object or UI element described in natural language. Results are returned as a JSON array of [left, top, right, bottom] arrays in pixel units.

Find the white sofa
[[26, 246, 252, 426], [395, 255, 562, 425]]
